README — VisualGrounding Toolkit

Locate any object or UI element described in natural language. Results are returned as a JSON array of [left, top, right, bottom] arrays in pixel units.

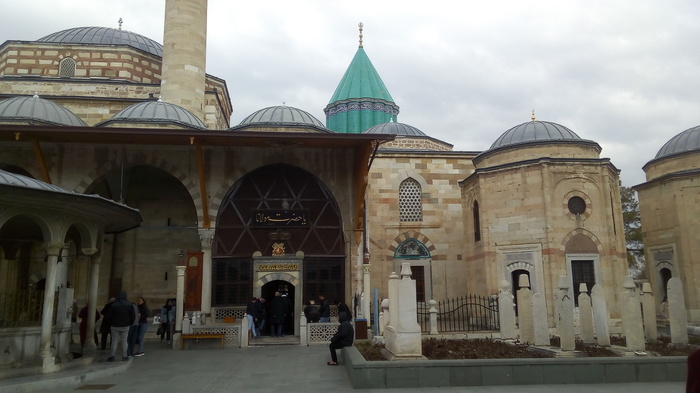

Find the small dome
[[96, 99, 206, 129], [0, 95, 87, 127], [655, 125, 700, 159], [489, 120, 581, 150], [236, 105, 325, 129], [364, 122, 426, 136], [38, 27, 163, 57], [0, 169, 69, 194]]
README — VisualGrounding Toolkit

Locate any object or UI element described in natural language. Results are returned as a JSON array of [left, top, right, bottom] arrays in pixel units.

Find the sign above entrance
[[253, 210, 309, 226], [258, 263, 300, 272]]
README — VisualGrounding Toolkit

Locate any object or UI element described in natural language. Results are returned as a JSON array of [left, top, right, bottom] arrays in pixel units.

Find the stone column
[[83, 248, 100, 357], [622, 276, 645, 351], [516, 274, 534, 344], [557, 276, 575, 351], [591, 284, 610, 346], [40, 242, 64, 373], [362, 263, 371, 321], [174, 265, 186, 349], [532, 293, 549, 346], [497, 280, 516, 339], [578, 283, 595, 344], [198, 228, 214, 315], [668, 277, 689, 344], [640, 282, 658, 342]]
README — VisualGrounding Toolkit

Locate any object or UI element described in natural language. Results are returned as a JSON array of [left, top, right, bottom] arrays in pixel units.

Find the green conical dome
[[324, 43, 399, 133], [328, 47, 394, 103]]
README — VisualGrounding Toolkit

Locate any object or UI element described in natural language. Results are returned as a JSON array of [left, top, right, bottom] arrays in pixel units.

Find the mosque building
[[2, 0, 691, 371]]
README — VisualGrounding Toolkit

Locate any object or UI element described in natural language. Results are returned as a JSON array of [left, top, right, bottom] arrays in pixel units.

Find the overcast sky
[[3, 0, 700, 187]]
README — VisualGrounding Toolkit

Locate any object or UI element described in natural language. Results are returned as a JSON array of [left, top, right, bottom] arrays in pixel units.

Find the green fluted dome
[[324, 45, 399, 134], [328, 47, 394, 103]]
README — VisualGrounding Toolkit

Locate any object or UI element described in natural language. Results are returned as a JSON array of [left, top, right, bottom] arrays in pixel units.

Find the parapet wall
[[342, 345, 687, 389]]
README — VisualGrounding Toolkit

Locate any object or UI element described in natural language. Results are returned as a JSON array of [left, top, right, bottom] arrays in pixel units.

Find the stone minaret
[[160, 0, 207, 122]]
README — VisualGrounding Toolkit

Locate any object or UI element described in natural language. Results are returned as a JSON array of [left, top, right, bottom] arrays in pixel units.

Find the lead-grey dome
[[96, 99, 206, 129], [0, 95, 87, 127], [489, 120, 581, 150], [0, 169, 68, 193], [38, 27, 163, 57], [235, 105, 326, 129], [655, 125, 700, 159], [364, 122, 426, 136]]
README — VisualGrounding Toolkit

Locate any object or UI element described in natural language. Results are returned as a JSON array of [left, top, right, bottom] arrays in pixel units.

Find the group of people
[[77, 294, 175, 361]]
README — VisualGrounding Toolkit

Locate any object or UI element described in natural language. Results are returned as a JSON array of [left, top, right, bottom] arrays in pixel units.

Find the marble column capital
[[198, 228, 215, 249], [176, 265, 187, 276], [82, 248, 99, 257], [43, 242, 65, 257]]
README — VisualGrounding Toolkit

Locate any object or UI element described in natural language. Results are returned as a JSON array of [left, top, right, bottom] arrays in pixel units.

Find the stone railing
[[299, 315, 339, 346]]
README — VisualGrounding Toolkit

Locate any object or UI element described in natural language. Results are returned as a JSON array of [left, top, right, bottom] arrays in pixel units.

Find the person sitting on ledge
[[327, 311, 353, 366]]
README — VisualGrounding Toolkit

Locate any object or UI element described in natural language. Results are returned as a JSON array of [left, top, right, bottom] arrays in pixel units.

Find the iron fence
[[417, 294, 499, 333], [0, 290, 49, 328]]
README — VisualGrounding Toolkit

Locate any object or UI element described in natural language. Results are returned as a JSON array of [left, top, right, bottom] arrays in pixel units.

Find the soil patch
[[356, 336, 700, 361]]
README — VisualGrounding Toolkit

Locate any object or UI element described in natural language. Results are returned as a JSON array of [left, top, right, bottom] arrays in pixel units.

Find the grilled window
[[59, 58, 76, 77], [399, 178, 422, 222]]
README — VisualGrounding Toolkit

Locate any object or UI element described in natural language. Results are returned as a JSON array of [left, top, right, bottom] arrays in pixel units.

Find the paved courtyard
[[1, 337, 686, 393]]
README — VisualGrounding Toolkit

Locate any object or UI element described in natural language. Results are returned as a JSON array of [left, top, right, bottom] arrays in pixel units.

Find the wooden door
[[184, 252, 203, 311]]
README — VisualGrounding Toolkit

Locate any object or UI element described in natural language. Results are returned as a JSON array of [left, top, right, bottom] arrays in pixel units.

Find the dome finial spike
[[358, 22, 364, 48], [118, 18, 123, 30], [531, 109, 536, 122]]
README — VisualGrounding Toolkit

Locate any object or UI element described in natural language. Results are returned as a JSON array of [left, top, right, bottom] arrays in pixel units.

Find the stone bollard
[[428, 299, 438, 335]]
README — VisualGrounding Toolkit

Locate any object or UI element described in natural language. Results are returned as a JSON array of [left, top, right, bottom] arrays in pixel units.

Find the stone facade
[[461, 142, 627, 324], [636, 151, 700, 322]]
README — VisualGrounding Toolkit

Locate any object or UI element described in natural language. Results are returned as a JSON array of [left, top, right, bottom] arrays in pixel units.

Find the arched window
[[399, 178, 422, 222], [59, 58, 76, 77], [473, 200, 481, 241]]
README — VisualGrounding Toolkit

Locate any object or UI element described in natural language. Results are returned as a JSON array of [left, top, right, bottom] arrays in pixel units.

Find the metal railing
[[0, 290, 48, 328], [417, 295, 499, 333]]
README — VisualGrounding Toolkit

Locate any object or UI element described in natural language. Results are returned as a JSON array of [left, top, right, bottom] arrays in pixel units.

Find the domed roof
[[655, 125, 700, 159], [364, 121, 426, 136], [489, 120, 582, 150], [328, 47, 394, 104], [236, 105, 326, 129], [0, 95, 87, 127], [38, 27, 163, 57], [96, 99, 206, 129]]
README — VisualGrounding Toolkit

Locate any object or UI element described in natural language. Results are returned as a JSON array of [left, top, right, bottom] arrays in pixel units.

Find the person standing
[[99, 298, 115, 350], [134, 297, 150, 356], [246, 297, 262, 339], [318, 294, 330, 323], [107, 290, 135, 362], [327, 311, 354, 366], [160, 299, 174, 344], [270, 292, 287, 337], [304, 300, 320, 323], [126, 302, 139, 358], [78, 302, 100, 347]]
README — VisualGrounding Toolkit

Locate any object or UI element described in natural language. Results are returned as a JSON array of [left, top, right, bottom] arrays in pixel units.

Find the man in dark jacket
[[318, 294, 330, 322], [327, 311, 353, 365], [107, 291, 135, 362]]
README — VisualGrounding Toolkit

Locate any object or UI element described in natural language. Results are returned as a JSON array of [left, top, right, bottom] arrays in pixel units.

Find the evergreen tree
[[621, 186, 645, 278]]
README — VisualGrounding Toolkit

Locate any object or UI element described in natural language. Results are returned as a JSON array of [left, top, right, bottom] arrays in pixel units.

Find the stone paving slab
[[0, 338, 686, 393]]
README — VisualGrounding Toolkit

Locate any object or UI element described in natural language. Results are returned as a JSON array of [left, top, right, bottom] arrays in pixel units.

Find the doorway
[[260, 280, 295, 336]]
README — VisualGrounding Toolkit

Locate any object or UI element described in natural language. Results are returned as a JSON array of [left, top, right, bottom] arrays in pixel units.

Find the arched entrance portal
[[212, 164, 346, 336], [260, 280, 295, 336]]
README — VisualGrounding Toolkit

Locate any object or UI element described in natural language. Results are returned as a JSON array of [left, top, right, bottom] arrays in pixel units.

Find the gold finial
[[358, 22, 364, 48], [118, 18, 123, 30], [531, 109, 536, 122]]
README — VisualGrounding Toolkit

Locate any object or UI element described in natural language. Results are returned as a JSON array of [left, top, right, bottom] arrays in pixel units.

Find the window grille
[[59, 58, 76, 77], [399, 178, 422, 222]]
